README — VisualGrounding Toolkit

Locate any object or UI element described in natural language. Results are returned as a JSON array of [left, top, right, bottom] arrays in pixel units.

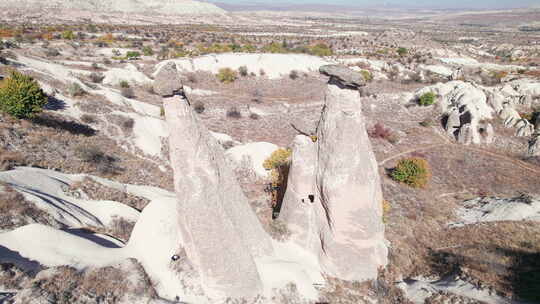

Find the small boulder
[[319, 65, 366, 89], [153, 62, 183, 97]]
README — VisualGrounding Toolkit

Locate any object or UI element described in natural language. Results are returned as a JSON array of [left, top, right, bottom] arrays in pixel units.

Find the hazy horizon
[[207, 0, 539, 10]]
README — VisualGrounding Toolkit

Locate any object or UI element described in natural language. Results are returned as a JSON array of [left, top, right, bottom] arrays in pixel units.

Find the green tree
[[0, 70, 48, 118]]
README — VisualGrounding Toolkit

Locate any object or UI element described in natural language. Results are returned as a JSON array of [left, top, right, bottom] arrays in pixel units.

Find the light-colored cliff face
[[0, 0, 226, 15]]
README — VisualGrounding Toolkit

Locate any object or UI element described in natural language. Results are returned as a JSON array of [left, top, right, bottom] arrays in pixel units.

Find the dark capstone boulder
[[319, 64, 366, 89], [153, 62, 183, 97]]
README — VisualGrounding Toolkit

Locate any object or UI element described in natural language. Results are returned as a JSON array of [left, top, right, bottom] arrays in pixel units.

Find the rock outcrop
[[319, 64, 367, 89], [153, 62, 183, 97], [415, 81, 494, 145], [164, 94, 273, 298], [280, 66, 387, 281]]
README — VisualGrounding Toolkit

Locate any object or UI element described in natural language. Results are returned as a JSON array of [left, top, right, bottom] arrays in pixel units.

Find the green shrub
[[68, 82, 86, 97], [391, 157, 431, 188], [0, 70, 47, 118], [142, 46, 153, 56], [289, 70, 299, 80], [126, 51, 141, 59], [360, 70, 373, 82], [419, 92, 436, 106], [309, 43, 333, 57], [397, 47, 408, 57], [217, 68, 237, 84], [238, 66, 248, 77], [61, 30, 75, 40], [119, 80, 130, 88], [263, 148, 292, 170], [194, 101, 205, 114]]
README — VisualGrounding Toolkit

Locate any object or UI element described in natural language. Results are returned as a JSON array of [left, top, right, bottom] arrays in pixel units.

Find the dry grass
[[83, 217, 135, 244], [0, 112, 173, 190], [69, 177, 150, 211], [19, 261, 157, 304], [0, 184, 58, 231]]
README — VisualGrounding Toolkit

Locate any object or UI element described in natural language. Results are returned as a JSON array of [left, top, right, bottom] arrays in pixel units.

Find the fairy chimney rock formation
[[163, 93, 273, 298], [281, 65, 387, 281]]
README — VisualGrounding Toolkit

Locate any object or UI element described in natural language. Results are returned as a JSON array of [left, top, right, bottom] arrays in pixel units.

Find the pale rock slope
[[451, 196, 540, 227], [155, 53, 333, 79]]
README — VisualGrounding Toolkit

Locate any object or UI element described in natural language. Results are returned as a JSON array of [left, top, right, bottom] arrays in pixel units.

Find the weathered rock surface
[[153, 62, 183, 97], [164, 95, 272, 298], [451, 196, 540, 227], [529, 134, 540, 157], [281, 68, 387, 282], [415, 81, 494, 144], [319, 64, 367, 89], [316, 84, 387, 280], [516, 119, 535, 137], [279, 135, 320, 253]]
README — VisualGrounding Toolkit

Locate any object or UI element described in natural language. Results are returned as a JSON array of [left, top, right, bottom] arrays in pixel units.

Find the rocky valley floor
[[0, 7, 540, 304]]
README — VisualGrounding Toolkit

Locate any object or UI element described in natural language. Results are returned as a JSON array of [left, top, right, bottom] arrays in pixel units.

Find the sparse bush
[[44, 48, 60, 57], [249, 113, 260, 120], [75, 144, 120, 175], [289, 70, 299, 80], [119, 80, 130, 88], [89, 72, 104, 83], [91, 62, 99, 70], [263, 148, 292, 171], [264, 148, 292, 211], [226, 106, 242, 118], [121, 117, 134, 132], [126, 51, 141, 60], [217, 68, 237, 83], [251, 88, 263, 103], [68, 82, 86, 97], [142, 46, 153, 56], [0, 70, 48, 118], [419, 92, 436, 106], [391, 157, 431, 188], [382, 199, 391, 223], [120, 87, 135, 99], [238, 65, 248, 77], [186, 73, 197, 83], [420, 119, 433, 127], [360, 70, 373, 82], [368, 123, 398, 143], [397, 47, 408, 57], [268, 219, 291, 241], [0, 149, 25, 171], [194, 101, 205, 114], [61, 30, 74, 40], [309, 43, 333, 57], [80, 114, 97, 124]]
